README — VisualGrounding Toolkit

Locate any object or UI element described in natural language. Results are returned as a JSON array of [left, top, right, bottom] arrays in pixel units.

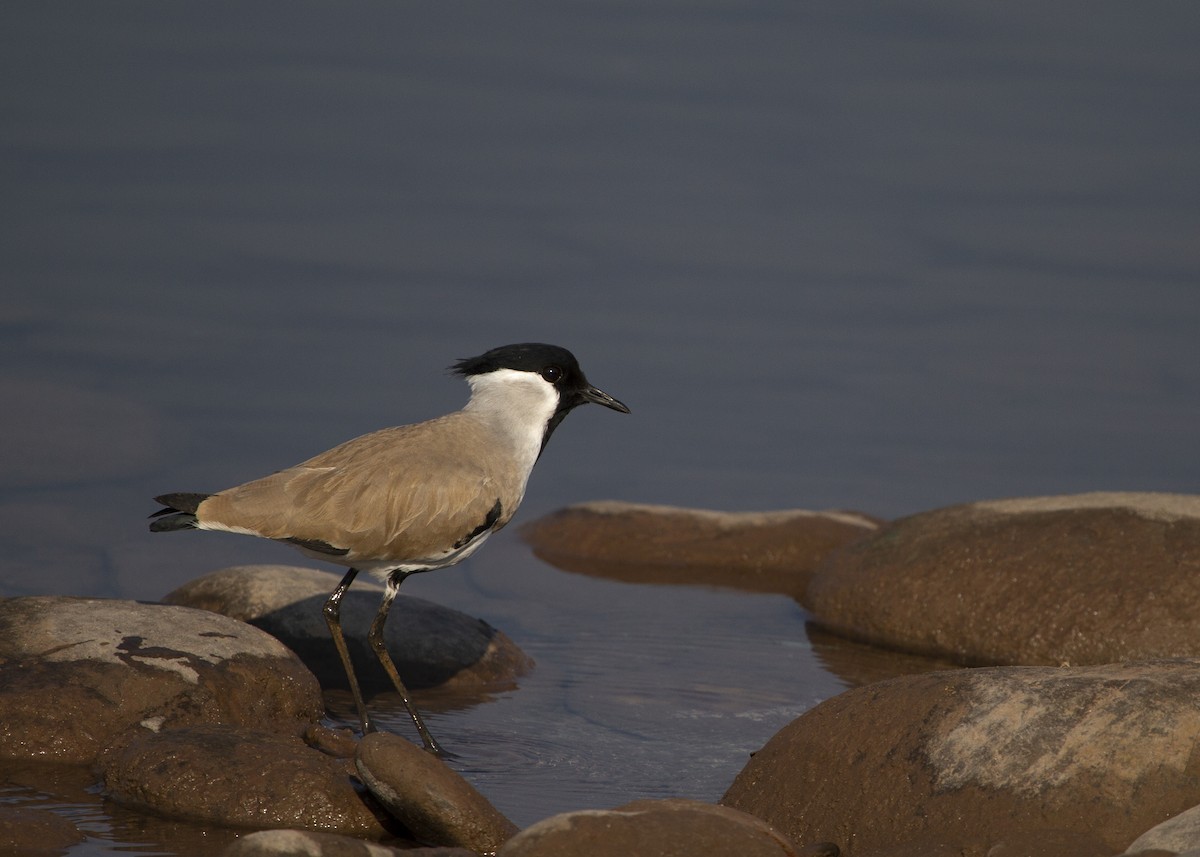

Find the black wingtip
[[148, 492, 211, 530]]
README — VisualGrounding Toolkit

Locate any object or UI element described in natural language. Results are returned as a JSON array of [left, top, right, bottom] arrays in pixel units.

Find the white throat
[[462, 369, 560, 478]]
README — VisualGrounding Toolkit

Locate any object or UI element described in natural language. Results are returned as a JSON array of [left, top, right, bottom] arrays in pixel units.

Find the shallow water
[[2, 1, 1198, 853]]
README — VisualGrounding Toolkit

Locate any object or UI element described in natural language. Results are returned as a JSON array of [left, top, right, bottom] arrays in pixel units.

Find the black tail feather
[[149, 492, 212, 532]]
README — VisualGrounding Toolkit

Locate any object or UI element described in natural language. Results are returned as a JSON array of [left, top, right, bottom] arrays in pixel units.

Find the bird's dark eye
[[541, 365, 563, 383]]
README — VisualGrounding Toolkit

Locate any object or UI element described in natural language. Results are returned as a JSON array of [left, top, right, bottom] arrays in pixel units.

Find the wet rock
[[805, 492, 1200, 665], [722, 660, 1200, 856], [0, 805, 85, 855], [222, 829, 475, 857], [0, 596, 323, 764], [520, 501, 879, 597], [499, 798, 798, 857], [1124, 802, 1200, 854], [355, 731, 517, 852], [100, 724, 395, 837], [165, 565, 533, 691]]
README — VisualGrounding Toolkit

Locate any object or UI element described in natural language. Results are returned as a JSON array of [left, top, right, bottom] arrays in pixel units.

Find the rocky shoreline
[[4, 491, 1200, 856]]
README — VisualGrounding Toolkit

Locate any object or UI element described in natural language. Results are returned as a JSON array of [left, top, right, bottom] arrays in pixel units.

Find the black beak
[[581, 384, 631, 414]]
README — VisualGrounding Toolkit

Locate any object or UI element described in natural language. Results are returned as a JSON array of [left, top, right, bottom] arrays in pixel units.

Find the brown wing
[[195, 414, 510, 564]]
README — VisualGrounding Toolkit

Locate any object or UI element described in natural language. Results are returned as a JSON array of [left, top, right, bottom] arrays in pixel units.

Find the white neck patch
[[463, 368, 559, 475]]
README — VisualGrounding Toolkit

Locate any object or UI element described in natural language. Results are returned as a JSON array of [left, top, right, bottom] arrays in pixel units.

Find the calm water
[[2, 2, 1199, 853]]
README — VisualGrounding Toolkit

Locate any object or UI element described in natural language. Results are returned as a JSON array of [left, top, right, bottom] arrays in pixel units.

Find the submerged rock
[[100, 724, 395, 837], [355, 732, 517, 853], [0, 805, 86, 855], [805, 492, 1200, 666], [0, 596, 323, 764], [499, 798, 799, 857], [722, 659, 1200, 856], [164, 565, 533, 692], [521, 501, 879, 597]]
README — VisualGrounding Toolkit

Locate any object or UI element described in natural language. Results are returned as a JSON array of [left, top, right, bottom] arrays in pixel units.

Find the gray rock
[[1125, 802, 1200, 854], [723, 660, 1200, 855], [355, 731, 517, 852], [498, 798, 798, 857], [805, 492, 1200, 666], [100, 724, 394, 837], [164, 565, 533, 691], [0, 596, 323, 764]]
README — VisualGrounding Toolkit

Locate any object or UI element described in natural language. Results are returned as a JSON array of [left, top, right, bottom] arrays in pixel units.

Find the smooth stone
[[0, 805, 86, 855], [1125, 802, 1200, 854], [100, 724, 395, 837], [164, 565, 533, 691], [520, 500, 879, 597], [223, 829, 476, 857], [722, 660, 1200, 855], [355, 731, 517, 852], [499, 798, 798, 857], [805, 492, 1200, 665], [0, 596, 323, 764]]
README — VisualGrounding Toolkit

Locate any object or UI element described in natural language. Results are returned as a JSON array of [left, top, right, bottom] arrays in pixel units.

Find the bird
[[149, 342, 629, 755]]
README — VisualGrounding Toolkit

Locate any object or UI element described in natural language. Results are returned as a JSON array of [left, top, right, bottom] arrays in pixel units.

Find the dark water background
[[2, 3, 1198, 852]]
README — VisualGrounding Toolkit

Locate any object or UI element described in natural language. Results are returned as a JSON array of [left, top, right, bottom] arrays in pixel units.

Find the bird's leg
[[370, 572, 446, 756], [323, 567, 375, 736]]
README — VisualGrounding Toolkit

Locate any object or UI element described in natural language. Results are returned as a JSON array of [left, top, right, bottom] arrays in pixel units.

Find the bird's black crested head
[[453, 342, 582, 381], [453, 342, 630, 422]]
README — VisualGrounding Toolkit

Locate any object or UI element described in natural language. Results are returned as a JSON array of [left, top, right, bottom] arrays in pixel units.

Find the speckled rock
[[805, 492, 1200, 665], [100, 724, 395, 837], [355, 731, 517, 852], [164, 565, 533, 691], [521, 501, 879, 597], [723, 660, 1200, 856], [0, 596, 323, 764], [499, 798, 798, 857]]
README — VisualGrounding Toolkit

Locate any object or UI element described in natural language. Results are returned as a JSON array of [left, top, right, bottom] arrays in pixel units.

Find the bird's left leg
[[369, 572, 447, 756]]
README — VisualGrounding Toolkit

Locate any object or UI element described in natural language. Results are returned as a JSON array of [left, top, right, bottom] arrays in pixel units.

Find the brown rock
[[805, 492, 1200, 665], [0, 805, 85, 855], [0, 597, 323, 764], [355, 731, 517, 852], [499, 798, 798, 857], [520, 501, 879, 597], [221, 828, 464, 856], [722, 660, 1200, 856], [100, 724, 395, 837], [165, 565, 533, 692]]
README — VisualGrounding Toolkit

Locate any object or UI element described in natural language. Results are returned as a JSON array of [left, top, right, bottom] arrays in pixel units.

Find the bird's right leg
[[323, 567, 374, 735]]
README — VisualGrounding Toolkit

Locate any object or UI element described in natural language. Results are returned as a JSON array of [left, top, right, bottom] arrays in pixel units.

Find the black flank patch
[[284, 536, 350, 556], [455, 498, 503, 549]]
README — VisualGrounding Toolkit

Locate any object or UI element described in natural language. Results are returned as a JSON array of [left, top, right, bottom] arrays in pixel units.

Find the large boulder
[[521, 501, 879, 597], [723, 660, 1200, 856], [0, 596, 323, 764], [805, 492, 1200, 665], [164, 565, 533, 691], [499, 798, 800, 857]]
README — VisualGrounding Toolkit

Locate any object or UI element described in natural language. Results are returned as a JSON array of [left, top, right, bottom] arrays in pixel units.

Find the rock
[[722, 660, 1200, 855], [0, 596, 323, 764], [498, 798, 798, 857], [520, 501, 879, 597], [805, 492, 1200, 665], [164, 565, 533, 691], [100, 724, 395, 837], [222, 829, 475, 857], [0, 805, 85, 855], [1125, 803, 1200, 854], [355, 731, 517, 852]]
